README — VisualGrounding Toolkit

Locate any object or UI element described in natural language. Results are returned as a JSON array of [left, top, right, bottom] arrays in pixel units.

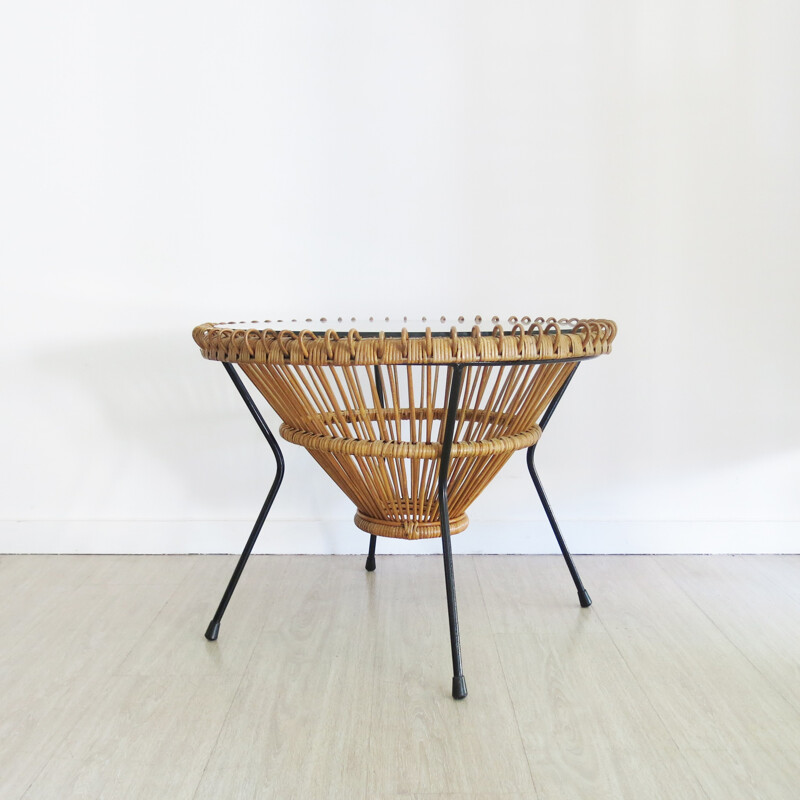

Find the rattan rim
[[193, 317, 616, 365]]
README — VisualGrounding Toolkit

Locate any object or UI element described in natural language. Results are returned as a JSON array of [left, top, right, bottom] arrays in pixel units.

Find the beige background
[[1, 1, 798, 552]]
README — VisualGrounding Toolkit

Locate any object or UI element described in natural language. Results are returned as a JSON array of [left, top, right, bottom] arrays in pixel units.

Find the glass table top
[[206, 314, 566, 336]]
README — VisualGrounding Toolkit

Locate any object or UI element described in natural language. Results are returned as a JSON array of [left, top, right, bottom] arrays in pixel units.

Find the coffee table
[[192, 315, 617, 698]]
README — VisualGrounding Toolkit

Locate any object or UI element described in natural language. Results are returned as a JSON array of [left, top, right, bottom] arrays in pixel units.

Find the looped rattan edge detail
[[354, 511, 470, 540], [192, 317, 617, 365], [279, 424, 542, 459]]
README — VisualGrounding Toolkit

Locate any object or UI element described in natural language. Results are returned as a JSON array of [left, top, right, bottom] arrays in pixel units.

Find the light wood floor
[[1, 554, 799, 799]]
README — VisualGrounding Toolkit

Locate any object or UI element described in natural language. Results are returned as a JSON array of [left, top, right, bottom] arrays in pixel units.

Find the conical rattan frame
[[193, 318, 616, 540]]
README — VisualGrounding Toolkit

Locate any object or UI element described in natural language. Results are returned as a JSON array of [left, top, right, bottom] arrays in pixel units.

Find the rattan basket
[[193, 316, 616, 540]]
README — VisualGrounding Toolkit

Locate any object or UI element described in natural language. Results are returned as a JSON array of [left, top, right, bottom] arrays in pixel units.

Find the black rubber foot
[[452, 675, 468, 699], [578, 588, 592, 608], [365, 554, 376, 572], [205, 620, 220, 641]]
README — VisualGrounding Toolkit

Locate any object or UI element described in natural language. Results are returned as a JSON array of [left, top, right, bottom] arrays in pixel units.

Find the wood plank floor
[[1, 554, 799, 799]]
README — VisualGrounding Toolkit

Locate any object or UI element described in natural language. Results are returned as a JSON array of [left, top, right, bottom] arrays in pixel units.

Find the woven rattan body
[[193, 318, 616, 541]]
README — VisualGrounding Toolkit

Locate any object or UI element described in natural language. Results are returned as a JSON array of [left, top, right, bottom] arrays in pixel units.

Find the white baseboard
[[0, 519, 797, 554]]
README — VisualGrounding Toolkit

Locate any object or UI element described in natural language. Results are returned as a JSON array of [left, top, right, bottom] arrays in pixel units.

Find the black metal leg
[[205, 363, 285, 641], [527, 446, 591, 607], [439, 365, 467, 699], [526, 365, 591, 608], [365, 534, 377, 571], [365, 365, 384, 572]]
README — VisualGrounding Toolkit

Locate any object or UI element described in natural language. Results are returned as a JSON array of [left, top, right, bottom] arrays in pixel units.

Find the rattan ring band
[[279, 424, 541, 459]]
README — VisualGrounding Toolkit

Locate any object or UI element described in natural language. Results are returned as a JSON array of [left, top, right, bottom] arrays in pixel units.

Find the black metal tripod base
[[452, 676, 468, 700], [205, 620, 221, 641], [203, 363, 285, 645], [527, 433, 593, 613]]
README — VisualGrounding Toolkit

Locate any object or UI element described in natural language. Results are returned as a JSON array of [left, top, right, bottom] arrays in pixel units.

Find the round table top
[[193, 315, 617, 365]]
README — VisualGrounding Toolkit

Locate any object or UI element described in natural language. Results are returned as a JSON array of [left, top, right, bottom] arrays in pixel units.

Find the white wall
[[2, 1, 799, 553]]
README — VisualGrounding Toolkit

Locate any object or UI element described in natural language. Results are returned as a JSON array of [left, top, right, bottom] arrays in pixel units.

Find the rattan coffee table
[[192, 315, 617, 698]]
